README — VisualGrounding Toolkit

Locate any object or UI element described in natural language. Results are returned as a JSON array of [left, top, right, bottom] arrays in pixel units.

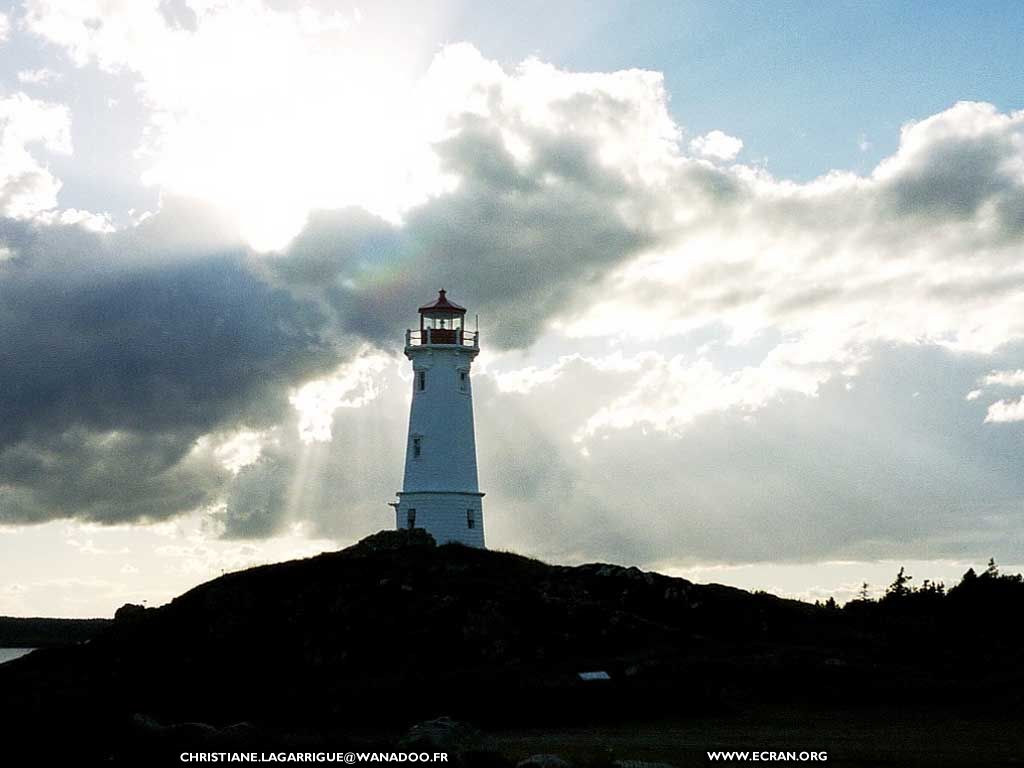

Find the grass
[[482, 705, 1024, 766]]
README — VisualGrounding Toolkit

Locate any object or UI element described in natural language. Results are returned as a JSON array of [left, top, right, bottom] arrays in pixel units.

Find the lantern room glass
[[422, 314, 463, 330]]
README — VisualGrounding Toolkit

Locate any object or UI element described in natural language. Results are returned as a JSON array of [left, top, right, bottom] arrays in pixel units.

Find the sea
[[0, 648, 35, 664]]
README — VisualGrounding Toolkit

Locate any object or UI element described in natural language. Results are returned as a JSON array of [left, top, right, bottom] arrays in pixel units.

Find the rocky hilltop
[[2, 530, 1022, 765]]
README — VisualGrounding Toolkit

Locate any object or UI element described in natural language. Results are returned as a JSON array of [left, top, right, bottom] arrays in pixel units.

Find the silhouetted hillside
[[1, 530, 1022, 764]]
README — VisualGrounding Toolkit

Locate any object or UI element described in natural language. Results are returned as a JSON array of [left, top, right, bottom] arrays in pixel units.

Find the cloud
[[22, 0, 429, 250], [690, 129, 743, 161], [19, 11, 1024, 365], [212, 366, 408, 541], [1, 25, 1023, 573], [218, 453, 291, 539], [23, 4, 680, 251], [17, 68, 62, 85], [985, 397, 1024, 423], [484, 343, 1024, 565], [0, 93, 71, 219], [0, 202, 343, 526], [254, 46, 677, 348], [196, 339, 1024, 565], [0, 12, 10, 43], [982, 369, 1024, 387], [962, 367, 1024, 412], [563, 101, 1024, 427]]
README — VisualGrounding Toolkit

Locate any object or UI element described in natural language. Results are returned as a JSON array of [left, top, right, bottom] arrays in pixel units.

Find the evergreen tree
[[886, 566, 913, 599]]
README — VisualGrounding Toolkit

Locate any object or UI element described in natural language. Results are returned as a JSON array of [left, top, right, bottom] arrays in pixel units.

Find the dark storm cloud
[[0, 209, 339, 525], [0, 427, 226, 524], [218, 454, 290, 539], [0, 87, 668, 528], [4, 90, 1024, 545], [268, 112, 660, 350]]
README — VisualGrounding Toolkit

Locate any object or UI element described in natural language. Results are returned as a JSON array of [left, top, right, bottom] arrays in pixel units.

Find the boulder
[[352, 528, 437, 554], [114, 604, 148, 622], [398, 716, 480, 752]]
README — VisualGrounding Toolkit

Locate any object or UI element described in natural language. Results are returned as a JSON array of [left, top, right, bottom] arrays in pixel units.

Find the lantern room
[[409, 289, 477, 347]]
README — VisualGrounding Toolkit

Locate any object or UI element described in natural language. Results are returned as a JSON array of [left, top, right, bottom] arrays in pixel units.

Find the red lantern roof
[[418, 289, 466, 314]]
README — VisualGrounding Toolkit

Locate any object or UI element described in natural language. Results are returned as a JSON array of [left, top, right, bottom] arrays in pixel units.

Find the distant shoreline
[[0, 616, 111, 649]]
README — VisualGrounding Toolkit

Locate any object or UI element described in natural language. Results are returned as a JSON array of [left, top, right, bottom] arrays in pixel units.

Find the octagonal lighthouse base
[[392, 491, 485, 548]]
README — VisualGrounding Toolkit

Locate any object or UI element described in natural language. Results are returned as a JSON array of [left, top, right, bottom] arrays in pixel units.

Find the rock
[[114, 603, 148, 622], [516, 756, 572, 768], [352, 528, 437, 554], [398, 716, 480, 752]]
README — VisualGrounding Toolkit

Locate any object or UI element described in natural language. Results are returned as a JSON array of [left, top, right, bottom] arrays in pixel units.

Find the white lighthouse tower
[[392, 290, 485, 548]]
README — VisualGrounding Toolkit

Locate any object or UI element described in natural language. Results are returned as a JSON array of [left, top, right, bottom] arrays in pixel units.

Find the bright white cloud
[[985, 397, 1024, 423], [493, 351, 653, 394], [17, 68, 61, 85], [982, 369, 1024, 387], [0, 12, 10, 43], [22, 0, 443, 250], [33, 206, 114, 231], [207, 430, 269, 475], [557, 101, 1024, 433], [575, 347, 846, 439], [289, 350, 392, 443], [23, 3, 684, 251], [963, 369, 1024, 409], [689, 129, 743, 161], [0, 93, 71, 218]]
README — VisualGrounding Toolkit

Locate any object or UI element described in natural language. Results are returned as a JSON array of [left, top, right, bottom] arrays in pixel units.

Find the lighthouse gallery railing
[[406, 328, 479, 347]]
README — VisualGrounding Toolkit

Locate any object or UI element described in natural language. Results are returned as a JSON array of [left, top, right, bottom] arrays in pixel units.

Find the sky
[[1, 0, 1023, 617]]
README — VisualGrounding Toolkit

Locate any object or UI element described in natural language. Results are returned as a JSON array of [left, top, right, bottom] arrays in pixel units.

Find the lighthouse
[[392, 290, 485, 547]]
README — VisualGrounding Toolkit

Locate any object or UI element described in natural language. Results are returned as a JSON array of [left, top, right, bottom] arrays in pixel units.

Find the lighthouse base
[[393, 491, 485, 548]]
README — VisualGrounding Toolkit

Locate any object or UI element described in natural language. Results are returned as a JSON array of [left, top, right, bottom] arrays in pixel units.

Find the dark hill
[[2, 530, 1023, 763]]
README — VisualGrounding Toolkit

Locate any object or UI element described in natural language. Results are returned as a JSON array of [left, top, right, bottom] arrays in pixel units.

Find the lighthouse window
[[412, 436, 422, 458], [459, 370, 468, 393], [407, 509, 416, 529], [466, 509, 475, 529], [416, 371, 426, 392]]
